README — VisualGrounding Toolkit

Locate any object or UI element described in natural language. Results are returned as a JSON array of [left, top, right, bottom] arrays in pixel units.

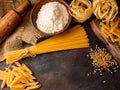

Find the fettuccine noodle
[[70, 0, 92, 23], [93, 0, 118, 21]]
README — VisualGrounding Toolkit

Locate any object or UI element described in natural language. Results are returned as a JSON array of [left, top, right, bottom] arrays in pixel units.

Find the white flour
[[36, 2, 69, 34]]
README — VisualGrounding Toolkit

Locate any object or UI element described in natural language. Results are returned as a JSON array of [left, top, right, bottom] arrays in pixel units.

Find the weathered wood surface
[[0, 0, 120, 90]]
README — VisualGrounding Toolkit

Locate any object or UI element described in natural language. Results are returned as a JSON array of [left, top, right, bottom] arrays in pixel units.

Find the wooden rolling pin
[[0, 0, 31, 44]]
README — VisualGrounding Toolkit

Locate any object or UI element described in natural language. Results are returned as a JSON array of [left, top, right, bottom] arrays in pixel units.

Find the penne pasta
[[100, 16, 120, 44], [0, 62, 41, 90]]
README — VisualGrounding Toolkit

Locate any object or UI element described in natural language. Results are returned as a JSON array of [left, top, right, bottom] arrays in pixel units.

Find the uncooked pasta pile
[[5, 25, 89, 64], [88, 46, 119, 76]]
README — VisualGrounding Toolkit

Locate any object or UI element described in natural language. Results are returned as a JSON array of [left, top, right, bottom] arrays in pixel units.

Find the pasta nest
[[93, 0, 118, 22], [70, 0, 92, 23]]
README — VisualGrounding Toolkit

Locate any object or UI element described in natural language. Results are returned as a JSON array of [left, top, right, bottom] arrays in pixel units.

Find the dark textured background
[[0, 0, 120, 90]]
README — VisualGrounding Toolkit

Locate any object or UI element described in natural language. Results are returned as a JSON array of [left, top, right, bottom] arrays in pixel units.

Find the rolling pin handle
[[16, 0, 31, 15]]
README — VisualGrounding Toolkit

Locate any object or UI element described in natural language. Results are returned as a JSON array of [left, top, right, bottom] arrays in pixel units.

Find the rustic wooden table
[[0, 0, 120, 90]]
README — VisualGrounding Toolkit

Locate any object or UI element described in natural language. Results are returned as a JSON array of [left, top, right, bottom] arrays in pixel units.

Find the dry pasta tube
[[93, 0, 118, 21], [100, 16, 120, 44], [0, 62, 41, 90], [70, 0, 92, 23]]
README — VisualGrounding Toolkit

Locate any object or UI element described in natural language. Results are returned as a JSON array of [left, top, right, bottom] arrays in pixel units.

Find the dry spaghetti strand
[[5, 25, 89, 64]]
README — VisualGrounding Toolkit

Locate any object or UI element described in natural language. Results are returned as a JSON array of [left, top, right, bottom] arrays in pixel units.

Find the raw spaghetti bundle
[[5, 25, 89, 64]]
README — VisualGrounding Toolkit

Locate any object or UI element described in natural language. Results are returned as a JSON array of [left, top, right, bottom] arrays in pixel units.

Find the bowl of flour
[[31, 0, 72, 36]]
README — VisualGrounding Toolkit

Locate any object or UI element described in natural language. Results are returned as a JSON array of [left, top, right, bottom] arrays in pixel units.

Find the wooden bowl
[[30, 0, 72, 36]]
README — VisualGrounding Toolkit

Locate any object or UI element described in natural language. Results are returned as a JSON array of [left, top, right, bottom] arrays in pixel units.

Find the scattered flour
[[36, 2, 69, 34]]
